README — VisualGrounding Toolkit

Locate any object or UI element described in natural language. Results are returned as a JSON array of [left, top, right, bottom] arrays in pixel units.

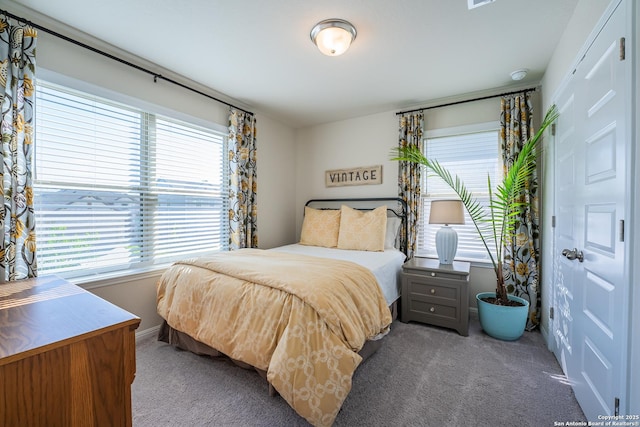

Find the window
[[416, 123, 501, 263], [34, 81, 228, 280]]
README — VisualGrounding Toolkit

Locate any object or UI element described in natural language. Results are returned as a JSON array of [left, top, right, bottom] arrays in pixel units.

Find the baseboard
[[540, 323, 556, 352], [136, 324, 160, 341]]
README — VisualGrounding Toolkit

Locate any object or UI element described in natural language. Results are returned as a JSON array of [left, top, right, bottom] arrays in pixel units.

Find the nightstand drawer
[[404, 276, 459, 303], [408, 299, 458, 321], [402, 268, 465, 281]]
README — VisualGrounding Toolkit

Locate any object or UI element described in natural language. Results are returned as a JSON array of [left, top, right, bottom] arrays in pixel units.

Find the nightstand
[[401, 257, 471, 336]]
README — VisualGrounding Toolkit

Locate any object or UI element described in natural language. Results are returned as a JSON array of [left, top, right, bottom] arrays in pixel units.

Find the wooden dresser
[[0, 275, 141, 427]]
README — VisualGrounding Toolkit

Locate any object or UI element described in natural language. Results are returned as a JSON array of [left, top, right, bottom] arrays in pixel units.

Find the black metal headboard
[[304, 197, 408, 256]]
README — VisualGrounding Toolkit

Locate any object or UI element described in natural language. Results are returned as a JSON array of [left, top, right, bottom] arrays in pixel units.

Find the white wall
[[257, 116, 298, 249], [294, 111, 398, 223], [6, 4, 297, 332], [541, 0, 613, 106]]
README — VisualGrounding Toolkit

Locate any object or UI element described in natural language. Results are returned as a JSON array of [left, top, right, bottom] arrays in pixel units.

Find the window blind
[[417, 129, 501, 263], [34, 81, 228, 280]]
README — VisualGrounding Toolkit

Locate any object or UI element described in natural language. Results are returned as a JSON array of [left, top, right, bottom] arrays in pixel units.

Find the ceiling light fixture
[[310, 19, 357, 56], [510, 69, 528, 81]]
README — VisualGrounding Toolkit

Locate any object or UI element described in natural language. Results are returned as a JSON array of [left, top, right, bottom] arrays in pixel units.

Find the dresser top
[[403, 257, 471, 275], [0, 275, 140, 363]]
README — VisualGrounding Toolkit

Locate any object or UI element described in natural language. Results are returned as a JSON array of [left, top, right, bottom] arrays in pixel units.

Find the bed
[[156, 198, 407, 426]]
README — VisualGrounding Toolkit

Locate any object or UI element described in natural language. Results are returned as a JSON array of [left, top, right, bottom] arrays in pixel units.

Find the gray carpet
[[132, 315, 586, 426]]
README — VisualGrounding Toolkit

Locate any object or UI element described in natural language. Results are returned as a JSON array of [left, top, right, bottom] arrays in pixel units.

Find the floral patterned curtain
[[398, 112, 424, 259], [0, 15, 37, 280], [500, 93, 540, 330], [228, 109, 257, 250]]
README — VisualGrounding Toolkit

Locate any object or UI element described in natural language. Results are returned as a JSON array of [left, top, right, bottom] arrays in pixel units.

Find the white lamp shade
[[310, 19, 357, 56], [429, 200, 464, 225]]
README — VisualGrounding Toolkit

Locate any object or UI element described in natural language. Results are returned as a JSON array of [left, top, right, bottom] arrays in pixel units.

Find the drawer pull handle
[[430, 272, 436, 277], [429, 307, 435, 313], [430, 289, 436, 294]]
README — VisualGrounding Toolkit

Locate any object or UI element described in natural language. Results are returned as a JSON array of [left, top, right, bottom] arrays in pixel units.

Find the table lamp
[[429, 199, 465, 264]]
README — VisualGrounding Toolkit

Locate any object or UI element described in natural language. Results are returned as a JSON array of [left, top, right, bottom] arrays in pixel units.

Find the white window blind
[[34, 81, 228, 280], [417, 127, 501, 263]]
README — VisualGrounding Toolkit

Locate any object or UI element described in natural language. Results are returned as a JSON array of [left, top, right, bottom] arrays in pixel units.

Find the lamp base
[[435, 225, 458, 264]]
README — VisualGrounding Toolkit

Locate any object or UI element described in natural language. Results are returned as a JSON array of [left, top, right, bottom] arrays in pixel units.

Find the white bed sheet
[[269, 244, 405, 305]]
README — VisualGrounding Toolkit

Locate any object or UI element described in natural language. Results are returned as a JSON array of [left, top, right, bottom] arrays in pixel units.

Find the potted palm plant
[[392, 105, 558, 340]]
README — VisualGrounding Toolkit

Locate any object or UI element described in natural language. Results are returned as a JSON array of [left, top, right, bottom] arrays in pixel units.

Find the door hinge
[[550, 306, 554, 320], [552, 215, 556, 228], [619, 220, 625, 242], [551, 123, 556, 136], [620, 37, 625, 61], [615, 397, 620, 416]]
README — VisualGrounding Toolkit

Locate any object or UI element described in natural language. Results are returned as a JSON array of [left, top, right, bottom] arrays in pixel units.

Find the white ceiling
[[8, 0, 579, 128]]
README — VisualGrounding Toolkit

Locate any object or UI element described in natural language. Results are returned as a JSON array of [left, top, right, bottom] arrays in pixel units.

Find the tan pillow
[[299, 207, 341, 248], [337, 205, 387, 251]]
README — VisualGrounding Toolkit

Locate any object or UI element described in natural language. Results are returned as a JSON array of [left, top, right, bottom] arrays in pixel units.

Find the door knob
[[562, 248, 584, 262]]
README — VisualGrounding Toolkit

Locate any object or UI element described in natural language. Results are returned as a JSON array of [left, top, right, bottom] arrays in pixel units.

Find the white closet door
[[552, 0, 630, 418]]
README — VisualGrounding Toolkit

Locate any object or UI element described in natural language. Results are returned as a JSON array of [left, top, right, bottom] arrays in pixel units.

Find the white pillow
[[385, 217, 402, 249]]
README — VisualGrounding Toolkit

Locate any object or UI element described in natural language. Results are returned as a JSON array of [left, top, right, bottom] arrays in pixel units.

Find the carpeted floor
[[132, 315, 586, 426]]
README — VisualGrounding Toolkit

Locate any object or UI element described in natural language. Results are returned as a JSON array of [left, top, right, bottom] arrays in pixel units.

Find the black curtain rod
[[396, 87, 537, 116], [1, 9, 254, 116]]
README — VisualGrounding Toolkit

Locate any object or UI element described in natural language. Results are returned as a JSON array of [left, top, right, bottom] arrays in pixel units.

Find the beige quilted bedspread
[[156, 249, 392, 426]]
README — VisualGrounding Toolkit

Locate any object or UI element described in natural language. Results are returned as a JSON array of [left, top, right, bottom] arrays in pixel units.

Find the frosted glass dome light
[[310, 19, 357, 56]]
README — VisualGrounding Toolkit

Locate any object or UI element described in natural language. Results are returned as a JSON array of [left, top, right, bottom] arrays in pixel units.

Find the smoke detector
[[468, 0, 495, 9], [510, 69, 528, 81]]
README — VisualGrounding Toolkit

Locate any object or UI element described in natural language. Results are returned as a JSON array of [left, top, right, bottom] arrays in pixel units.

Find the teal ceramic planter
[[476, 292, 529, 341]]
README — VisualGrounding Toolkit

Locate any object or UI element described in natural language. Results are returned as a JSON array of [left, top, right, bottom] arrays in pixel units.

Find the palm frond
[[392, 147, 500, 270]]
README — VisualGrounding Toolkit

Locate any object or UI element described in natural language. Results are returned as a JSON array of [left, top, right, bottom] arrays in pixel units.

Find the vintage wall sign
[[325, 165, 382, 187]]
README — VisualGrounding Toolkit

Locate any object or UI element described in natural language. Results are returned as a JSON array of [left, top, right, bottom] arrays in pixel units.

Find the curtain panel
[[0, 15, 37, 280], [228, 109, 257, 250], [500, 93, 540, 330], [397, 112, 424, 259]]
